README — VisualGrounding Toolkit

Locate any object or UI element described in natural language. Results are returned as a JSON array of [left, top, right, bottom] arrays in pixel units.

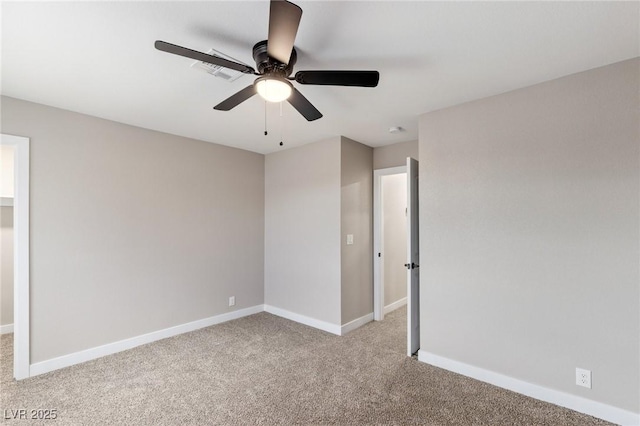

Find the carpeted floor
[[1, 307, 612, 425]]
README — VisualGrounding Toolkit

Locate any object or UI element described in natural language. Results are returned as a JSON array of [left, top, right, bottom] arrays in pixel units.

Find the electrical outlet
[[228, 296, 235, 307], [576, 368, 591, 389]]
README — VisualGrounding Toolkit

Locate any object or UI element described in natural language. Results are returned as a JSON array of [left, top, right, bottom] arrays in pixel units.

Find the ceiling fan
[[155, 0, 379, 121]]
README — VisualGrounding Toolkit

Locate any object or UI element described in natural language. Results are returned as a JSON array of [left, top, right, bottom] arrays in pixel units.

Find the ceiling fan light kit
[[255, 76, 293, 103], [155, 0, 379, 122]]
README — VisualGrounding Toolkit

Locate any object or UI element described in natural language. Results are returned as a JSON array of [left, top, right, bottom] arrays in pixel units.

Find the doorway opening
[[373, 158, 420, 356], [1, 145, 15, 336], [1, 134, 30, 380], [373, 166, 407, 321]]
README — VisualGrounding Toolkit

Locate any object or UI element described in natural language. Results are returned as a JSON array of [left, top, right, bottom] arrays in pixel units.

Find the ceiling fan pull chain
[[279, 102, 284, 146], [264, 101, 268, 136]]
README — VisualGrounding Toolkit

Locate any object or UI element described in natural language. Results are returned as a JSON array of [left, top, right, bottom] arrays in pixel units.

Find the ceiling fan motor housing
[[252, 40, 297, 77]]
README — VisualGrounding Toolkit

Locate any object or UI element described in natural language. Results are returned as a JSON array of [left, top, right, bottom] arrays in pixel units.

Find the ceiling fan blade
[[294, 71, 380, 87], [287, 88, 322, 121], [267, 0, 302, 65], [213, 85, 257, 111], [155, 40, 255, 74]]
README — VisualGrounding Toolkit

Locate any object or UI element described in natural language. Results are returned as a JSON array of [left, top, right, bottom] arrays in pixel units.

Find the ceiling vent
[[190, 49, 248, 82]]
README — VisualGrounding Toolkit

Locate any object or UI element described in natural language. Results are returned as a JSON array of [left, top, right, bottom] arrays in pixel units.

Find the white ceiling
[[2, 1, 638, 154]]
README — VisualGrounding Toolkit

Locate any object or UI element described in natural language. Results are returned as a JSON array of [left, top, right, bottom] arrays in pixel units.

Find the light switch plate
[[346, 234, 354, 245]]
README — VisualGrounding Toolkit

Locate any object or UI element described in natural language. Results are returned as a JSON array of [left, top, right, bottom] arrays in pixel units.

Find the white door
[[406, 157, 420, 356]]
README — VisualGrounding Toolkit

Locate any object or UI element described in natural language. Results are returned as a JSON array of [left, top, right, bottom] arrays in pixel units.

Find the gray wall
[[340, 137, 373, 325], [1, 206, 13, 326], [382, 173, 407, 307], [1, 96, 265, 363], [264, 137, 342, 325], [373, 140, 418, 169], [418, 58, 639, 412]]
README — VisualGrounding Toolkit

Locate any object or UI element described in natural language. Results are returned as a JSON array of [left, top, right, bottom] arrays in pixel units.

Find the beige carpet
[[1, 307, 611, 425]]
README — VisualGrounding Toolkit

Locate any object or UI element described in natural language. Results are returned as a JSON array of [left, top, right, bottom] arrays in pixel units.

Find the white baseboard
[[384, 297, 407, 315], [30, 305, 264, 377], [264, 305, 341, 335], [341, 312, 373, 335], [418, 351, 640, 426], [0, 323, 14, 334]]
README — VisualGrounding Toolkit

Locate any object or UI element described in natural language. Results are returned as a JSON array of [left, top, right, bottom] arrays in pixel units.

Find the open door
[[406, 157, 419, 356]]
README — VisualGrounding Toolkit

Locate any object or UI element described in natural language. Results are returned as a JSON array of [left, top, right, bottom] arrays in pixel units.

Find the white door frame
[[1, 134, 30, 380], [373, 165, 406, 321]]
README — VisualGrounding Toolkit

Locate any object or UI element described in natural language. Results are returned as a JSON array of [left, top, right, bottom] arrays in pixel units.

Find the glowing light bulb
[[256, 77, 292, 103]]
